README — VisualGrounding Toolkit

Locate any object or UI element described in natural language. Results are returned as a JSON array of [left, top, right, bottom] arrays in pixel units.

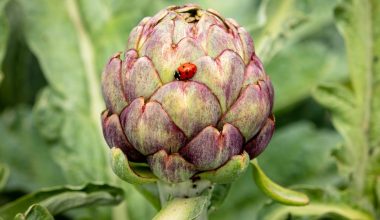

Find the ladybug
[[174, 62, 197, 80]]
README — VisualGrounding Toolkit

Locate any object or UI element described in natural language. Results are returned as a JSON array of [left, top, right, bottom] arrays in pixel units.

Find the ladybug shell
[[176, 63, 197, 80]]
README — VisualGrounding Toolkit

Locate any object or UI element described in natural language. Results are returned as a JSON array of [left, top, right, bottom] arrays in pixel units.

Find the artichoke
[[101, 4, 274, 184]]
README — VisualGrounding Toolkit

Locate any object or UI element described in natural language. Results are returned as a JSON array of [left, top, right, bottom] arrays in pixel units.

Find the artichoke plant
[[101, 4, 275, 209]]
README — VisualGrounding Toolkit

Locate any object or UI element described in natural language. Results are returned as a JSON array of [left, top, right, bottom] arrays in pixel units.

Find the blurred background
[[0, 0, 369, 219]]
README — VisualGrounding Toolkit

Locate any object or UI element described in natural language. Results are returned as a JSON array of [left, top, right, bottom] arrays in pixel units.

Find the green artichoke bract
[[101, 4, 274, 184]]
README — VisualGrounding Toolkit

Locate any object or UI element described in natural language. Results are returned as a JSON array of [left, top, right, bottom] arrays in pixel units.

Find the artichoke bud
[[101, 4, 275, 184]]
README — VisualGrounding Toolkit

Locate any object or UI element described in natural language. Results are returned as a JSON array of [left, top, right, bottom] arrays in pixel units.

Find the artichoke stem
[[196, 207, 208, 220], [157, 179, 213, 219]]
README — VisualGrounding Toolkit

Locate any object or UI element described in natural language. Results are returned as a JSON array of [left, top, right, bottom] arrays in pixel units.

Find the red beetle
[[174, 63, 197, 80]]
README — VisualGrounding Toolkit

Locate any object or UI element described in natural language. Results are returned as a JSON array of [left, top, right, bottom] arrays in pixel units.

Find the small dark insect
[[174, 62, 197, 80]]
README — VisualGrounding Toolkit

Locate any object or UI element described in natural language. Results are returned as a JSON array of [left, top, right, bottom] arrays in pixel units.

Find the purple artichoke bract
[[101, 4, 275, 184]]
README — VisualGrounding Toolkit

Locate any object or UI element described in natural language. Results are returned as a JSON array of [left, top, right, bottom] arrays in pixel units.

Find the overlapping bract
[[101, 5, 275, 183]]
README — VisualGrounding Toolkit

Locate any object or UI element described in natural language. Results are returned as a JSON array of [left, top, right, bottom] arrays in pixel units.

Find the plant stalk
[[157, 180, 212, 220]]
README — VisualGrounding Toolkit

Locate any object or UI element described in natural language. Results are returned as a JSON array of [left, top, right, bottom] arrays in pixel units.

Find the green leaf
[[0, 107, 65, 191], [251, 160, 309, 206], [0, 0, 9, 64], [210, 122, 341, 220], [254, 0, 300, 62], [253, 0, 339, 62], [17, 0, 97, 108], [14, 205, 54, 220], [257, 188, 373, 220], [312, 0, 380, 211], [334, 0, 375, 101], [333, 0, 380, 154], [16, 0, 109, 184], [153, 196, 208, 220], [313, 83, 355, 126], [376, 177, 380, 208], [33, 88, 64, 141], [0, 183, 123, 220], [111, 148, 157, 184], [259, 122, 342, 187], [0, 1, 47, 109], [0, 163, 9, 191], [0, 0, 10, 86], [313, 83, 358, 174], [252, 0, 347, 113], [368, 0, 380, 177], [258, 202, 373, 220], [76, 0, 160, 75], [268, 42, 344, 112]]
